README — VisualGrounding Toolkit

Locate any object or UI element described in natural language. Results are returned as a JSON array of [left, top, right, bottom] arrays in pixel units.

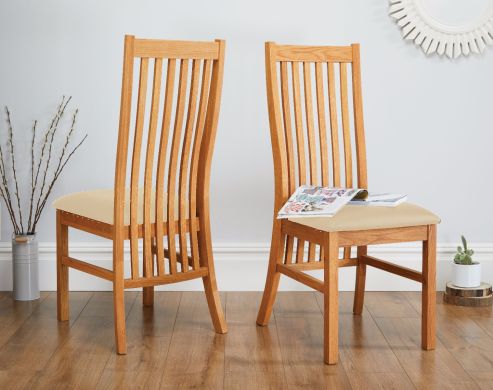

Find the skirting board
[[0, 242, 492, 291]]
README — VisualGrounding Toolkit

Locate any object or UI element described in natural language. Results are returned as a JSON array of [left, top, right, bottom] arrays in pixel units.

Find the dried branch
[[32, 96, 65, 199], [26, 120, 37, 233], [5, 107, 24, 233], [0, 146, 20, 234], [0, 97, 86, 235], [31, 133, 87, 233], [33, 96, 71, 224]]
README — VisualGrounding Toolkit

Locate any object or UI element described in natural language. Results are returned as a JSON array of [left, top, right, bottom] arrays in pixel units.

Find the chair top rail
[[133, 37, 220, 59], [270, 43, 354, 63]]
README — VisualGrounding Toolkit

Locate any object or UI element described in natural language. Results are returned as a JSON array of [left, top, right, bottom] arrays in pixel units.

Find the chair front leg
[[56, 210, 69, 321], [324, 232, 339, 364], [422, 224, 436, 350], [353, 246, 367, 315], [256, 221, 285, 326]]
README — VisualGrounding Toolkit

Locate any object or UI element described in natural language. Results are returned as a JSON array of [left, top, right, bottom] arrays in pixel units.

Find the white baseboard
[[0, 242, 492, 291]]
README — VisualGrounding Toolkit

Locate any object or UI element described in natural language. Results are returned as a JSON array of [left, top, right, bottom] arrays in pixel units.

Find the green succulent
[[454, 235, 474, 265]]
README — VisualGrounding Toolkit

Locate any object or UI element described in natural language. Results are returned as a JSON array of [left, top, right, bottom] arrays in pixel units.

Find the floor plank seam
[[402, 291, 481, 387], [96, 291, 140, 388], [156, 291, 183, 389], [271, 299, 290, 389], [364, 295, 418, 390], [0, 292, 50, 351]]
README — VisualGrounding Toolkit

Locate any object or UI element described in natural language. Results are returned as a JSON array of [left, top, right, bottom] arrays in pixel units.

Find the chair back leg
[[256, 223, 285, 326], [143, 287, 154, 307], [422, 224, 437, 350], [56, 210, 70, 321], [353, 245, 367, 315], [113, 239, 127, 354], [199, 229, 227, 333]]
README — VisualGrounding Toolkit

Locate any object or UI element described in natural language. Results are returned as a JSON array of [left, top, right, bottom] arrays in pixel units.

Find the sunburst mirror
[[389, 0, 493, 58]]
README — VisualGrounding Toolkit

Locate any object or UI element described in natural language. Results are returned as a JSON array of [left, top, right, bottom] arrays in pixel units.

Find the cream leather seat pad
[[52, 189, 182, 225], [288, 203, 440, 232]]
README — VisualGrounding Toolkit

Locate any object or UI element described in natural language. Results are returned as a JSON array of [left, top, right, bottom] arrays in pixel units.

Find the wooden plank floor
[[0, 291, 491, 389]]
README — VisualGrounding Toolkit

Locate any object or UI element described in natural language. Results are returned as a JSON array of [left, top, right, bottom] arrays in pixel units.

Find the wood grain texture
[[225, 292, 286, 389], [54, 35, 227, 355], [0, 292, 491, 389], [259, 41, 439, 365]]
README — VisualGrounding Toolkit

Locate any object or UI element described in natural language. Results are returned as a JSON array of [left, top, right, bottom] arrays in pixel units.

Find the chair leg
[[202, 274, 227, 334], [324, 232, 339, 365], [143, 287, 154, 307], [353, 246, 367, 315], [256, 224, 284, 326], [113, 239, 127, 354], [422, 224, 436, 350], [200, 231, 227, 334], [56, 211, 69, 322]]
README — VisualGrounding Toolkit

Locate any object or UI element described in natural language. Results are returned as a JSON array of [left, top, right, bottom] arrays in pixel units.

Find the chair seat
[[52, 188, 181, 225], [288, 202, 440, 232]]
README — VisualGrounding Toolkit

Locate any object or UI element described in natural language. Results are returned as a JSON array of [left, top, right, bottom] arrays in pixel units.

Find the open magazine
[[277, 186, 367, 219]]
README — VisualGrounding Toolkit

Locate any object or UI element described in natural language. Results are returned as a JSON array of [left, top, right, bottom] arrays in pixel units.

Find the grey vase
[[12, 234, 40, 301]]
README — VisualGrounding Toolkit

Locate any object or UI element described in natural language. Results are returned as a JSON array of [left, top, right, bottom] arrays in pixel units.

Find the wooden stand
[[443, 282, 493, 307]]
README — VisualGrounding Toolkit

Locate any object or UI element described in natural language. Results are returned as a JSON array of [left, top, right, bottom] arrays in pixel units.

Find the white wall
[[0, 1, 492, 290]]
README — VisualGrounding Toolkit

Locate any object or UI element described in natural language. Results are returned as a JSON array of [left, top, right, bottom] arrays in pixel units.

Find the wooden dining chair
[[256, 42, 440, 364], [53, 35, 227, 354]]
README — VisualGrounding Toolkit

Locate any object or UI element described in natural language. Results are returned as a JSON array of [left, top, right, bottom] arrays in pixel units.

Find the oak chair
[[256, 42, 440, 364], [53, 35, 227, 354]]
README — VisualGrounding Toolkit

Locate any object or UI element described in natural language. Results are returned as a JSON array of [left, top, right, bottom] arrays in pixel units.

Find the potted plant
[[0, 96, 87, 300], [452, 235, 481, 288]]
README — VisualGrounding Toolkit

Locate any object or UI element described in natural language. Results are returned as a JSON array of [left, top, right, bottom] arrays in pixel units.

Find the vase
[[12, 234, 40, 301], [452, 262, 481, 288]]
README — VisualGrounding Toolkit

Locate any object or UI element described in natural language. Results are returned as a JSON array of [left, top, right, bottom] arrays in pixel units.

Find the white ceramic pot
[[452, 262, 481, 288]]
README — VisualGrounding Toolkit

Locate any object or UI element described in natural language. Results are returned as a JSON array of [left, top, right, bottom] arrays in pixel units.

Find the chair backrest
[[113, 35, 225, 280], [265, 42, 367, 214]]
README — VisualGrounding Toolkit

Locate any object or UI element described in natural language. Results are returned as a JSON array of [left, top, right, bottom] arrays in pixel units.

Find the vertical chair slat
[[339, 62, 353, 188], [303, 62, 317, 185], [143, 58, 162, 280], [291, 62, 306, 184], [303, 62, 317, 262], [155, 59, 176, 276], [315, 62, 329, 187], [315, 63, 329, 262], [178, 59, 201, 272], [280, 62, 295, 264], [280, 62, 296, 193], [296, 239, 305, 264], [340, 63, 353, 261], [327, 62, 341, 187], [167, 59, 189, 274], [130, 58, 149, 279], [351, 44, 367, 189], [189, 59, 212, 270], [292, 62, 307, 265]]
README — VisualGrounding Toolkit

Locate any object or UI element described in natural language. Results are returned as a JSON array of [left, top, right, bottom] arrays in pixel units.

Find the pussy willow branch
[[31, 133, 87, 233], [0, 145, 20, 234], [31, 108, 81, 231], [32, 97, 65, 198], [26, 120, 37, 232], [5, 107, 24, 233], [0, 97, 86, 235], [33, 96, 71, 224], [28, 97, 65, 233]]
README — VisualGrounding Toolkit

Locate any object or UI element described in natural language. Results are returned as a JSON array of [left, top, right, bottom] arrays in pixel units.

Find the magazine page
[[350, 193, 407, 207], [277, 186, 361, 219]]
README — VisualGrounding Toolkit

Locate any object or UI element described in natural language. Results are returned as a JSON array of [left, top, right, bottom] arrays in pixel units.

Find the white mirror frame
[[389, 0, 493, 58]]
